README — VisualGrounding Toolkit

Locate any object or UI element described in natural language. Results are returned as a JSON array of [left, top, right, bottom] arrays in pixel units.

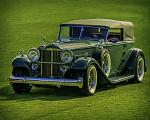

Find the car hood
[[45, 40, 99, 50], [59, 42, 93, 49]]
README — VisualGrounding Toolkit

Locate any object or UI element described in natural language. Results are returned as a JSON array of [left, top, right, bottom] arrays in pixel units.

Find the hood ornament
[[40, 36, 47, 47], [19, 49, 24, 57]]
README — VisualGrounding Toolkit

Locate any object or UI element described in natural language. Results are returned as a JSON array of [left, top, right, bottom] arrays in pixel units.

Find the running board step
[[109, 75, 134, 84]]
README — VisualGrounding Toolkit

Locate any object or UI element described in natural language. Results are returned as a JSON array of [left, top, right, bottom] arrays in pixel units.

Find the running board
[[109, 75, 134, 84]]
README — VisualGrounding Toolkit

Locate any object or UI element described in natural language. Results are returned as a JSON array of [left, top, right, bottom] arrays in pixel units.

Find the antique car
[[9, 19, 146, 96]]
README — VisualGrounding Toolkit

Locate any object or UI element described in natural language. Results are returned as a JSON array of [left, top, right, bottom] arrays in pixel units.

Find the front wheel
[[12, 83, 32, 94], [82, 65, 97, 96], [12, 68, 32, 94]]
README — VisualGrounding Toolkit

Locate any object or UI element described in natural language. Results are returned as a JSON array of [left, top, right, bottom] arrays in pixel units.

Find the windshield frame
[[58, 25, 109, 42]]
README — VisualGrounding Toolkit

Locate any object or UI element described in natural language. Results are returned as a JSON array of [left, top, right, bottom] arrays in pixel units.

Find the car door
[[104, 41, 124, 76], [117, 40, 134, 71], [102, 28, 127, 76]]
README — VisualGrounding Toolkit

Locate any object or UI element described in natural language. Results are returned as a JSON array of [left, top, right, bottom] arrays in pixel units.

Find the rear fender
[[125, 48, 146, 72]]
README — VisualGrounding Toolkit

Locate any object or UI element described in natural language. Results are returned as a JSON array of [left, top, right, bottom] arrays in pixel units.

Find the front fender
[[70, 57, 99, 70], [65, 57, 111, 84], [12, 55, 30, 70], [125, 48, 146, 72]]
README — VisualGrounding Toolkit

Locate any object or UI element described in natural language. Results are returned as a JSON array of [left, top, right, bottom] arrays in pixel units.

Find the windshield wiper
[[79, 26, 84, 39]]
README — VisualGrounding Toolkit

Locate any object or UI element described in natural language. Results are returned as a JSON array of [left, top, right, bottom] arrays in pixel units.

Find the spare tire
[[101, 49, 111, 77]]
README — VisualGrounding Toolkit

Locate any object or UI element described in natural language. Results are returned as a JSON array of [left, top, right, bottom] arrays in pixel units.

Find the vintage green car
[[9, 19, 146, 96]]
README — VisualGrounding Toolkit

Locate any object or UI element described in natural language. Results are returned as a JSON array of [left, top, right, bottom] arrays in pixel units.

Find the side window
[[108, 28, 123, 43]]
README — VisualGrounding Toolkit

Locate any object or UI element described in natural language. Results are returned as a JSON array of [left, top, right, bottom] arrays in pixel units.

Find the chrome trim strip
[[9, 76, 83, 88], [45, 48, 61, 51], [111, 75, 134, 83], [41, 50, 43, 77], [34, 61, 65, 65], [51, 50, 53, 76]]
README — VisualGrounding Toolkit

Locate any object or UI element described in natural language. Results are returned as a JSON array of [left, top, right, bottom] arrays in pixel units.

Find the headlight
[[60, 49, 73, 63], [27, 48, 40, 62]]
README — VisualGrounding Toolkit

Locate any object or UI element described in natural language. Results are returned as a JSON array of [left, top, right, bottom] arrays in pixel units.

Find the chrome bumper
[[9, 76, 83, 88]]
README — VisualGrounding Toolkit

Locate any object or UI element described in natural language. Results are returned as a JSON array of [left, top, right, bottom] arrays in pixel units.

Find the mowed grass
[[0, 0, 150, 120]]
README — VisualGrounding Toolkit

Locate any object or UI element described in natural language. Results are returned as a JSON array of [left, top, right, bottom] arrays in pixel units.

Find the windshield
[[58, 25, 109, 42]]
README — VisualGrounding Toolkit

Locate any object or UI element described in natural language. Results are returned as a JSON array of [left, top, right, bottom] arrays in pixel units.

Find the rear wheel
[[82, 65, 97, 96], [134, 55, 145, 82], [12, 68, 32, 94]]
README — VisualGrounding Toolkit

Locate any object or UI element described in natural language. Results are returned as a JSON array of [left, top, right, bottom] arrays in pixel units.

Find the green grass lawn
[[0, 0, 150, 120]]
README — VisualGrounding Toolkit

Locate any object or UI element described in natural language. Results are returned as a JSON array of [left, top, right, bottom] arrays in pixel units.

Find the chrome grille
[[41, 49, 63, 77]]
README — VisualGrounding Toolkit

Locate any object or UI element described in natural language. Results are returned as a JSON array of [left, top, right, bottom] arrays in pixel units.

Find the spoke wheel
[[82, 65, 97, 96], [101, 49, 111, 77], [135, 56, 145, 82]]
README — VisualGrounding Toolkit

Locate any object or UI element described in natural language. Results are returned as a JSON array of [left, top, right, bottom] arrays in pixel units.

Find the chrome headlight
[[60, 49, 73, 63], [27, 48, 40, 62]]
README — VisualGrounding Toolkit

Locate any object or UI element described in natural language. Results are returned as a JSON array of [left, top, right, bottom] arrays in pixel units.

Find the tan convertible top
[[61, 19, 134, 41]]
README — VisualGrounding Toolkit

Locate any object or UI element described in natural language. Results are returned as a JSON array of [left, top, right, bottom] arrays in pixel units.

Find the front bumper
[[9, 76, 83, 88]]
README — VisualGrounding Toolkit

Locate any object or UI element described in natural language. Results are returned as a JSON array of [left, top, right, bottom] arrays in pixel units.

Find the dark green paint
[[12, 55, 30, 69]]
